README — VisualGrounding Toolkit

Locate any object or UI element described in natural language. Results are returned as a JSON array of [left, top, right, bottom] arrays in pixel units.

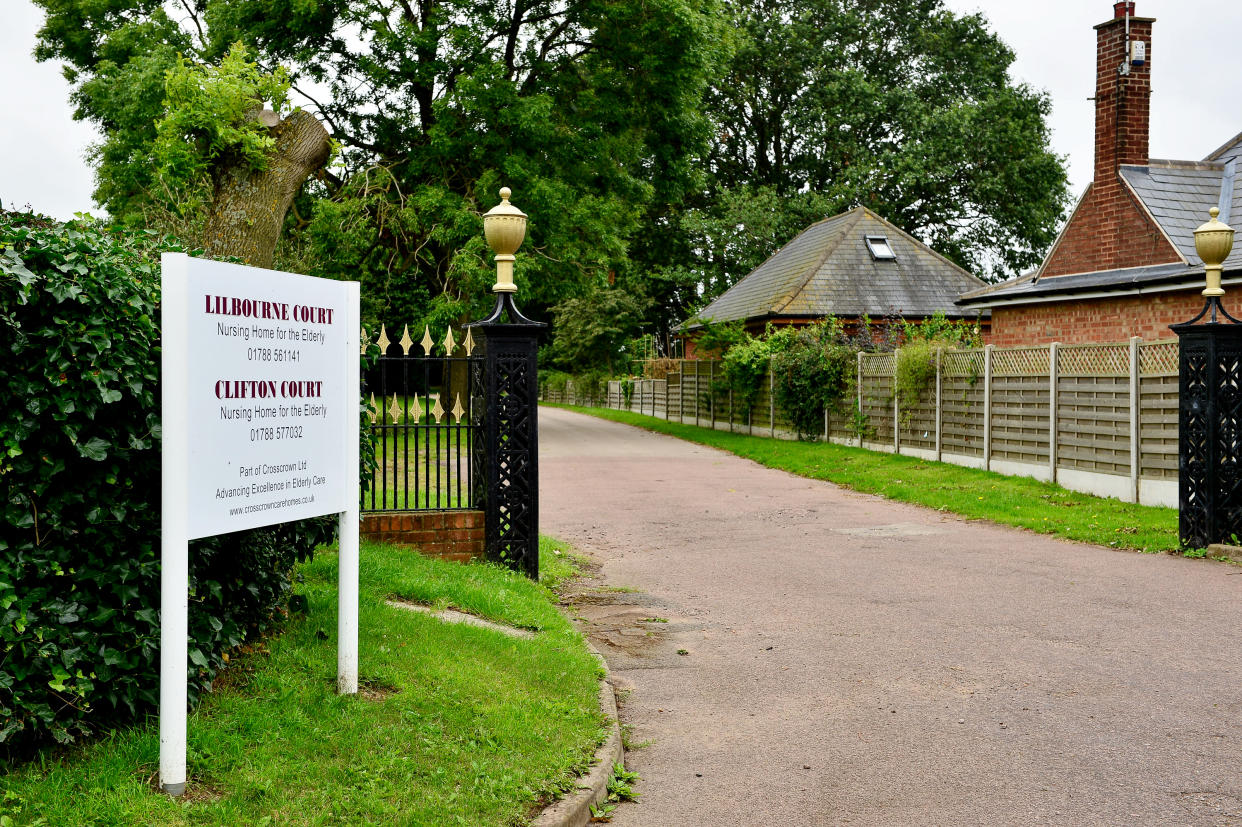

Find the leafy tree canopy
[[661, 0, 1070, 330], [34, 0, 725, 329], [33, 0, 1068, 362]]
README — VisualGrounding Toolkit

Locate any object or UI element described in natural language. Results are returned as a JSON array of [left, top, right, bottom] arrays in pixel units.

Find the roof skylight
[[865, 235, 896, 261]]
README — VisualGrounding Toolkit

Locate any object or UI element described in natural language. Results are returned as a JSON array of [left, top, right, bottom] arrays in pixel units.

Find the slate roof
[[682, 207, 986, 329], [1121, 159, 1242, 269], [960, 132, 1242, 308]]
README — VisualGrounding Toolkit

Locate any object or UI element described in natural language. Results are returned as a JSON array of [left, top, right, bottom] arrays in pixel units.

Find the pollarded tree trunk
[[204, 109, 331, 268]]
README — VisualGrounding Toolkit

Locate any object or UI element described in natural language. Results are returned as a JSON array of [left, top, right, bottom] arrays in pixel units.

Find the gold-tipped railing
[[361, 324, 482, 512]]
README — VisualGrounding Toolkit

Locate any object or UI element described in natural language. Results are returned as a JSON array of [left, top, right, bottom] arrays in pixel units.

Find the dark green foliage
[[33, 0, 725, 343], [718, 335, 771, 412], [538, 370, 572, 397], [549, 288, 652, 375], [681, 0, 1070, 306], [770, 323, 854, 440], [0, 211, 335, 756], [893, 313, 983, 417], [688, 317, 749, 359]]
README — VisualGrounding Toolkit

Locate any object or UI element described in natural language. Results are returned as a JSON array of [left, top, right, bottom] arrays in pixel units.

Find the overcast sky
[[2, 0, 1240, 222]]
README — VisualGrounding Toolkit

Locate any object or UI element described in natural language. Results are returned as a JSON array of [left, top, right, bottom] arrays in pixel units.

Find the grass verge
[[2, 540, 604, 826], [551, 404, 1180, 553]]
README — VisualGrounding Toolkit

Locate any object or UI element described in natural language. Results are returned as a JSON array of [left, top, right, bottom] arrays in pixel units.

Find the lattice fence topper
[[1139, 340, 1179, 376], [861, 352, 895, 376], [992, 346, 1050, 377], [368, 323, 476, 357], [1058, 344, 1129, 377], [941, 349, 984, 378]]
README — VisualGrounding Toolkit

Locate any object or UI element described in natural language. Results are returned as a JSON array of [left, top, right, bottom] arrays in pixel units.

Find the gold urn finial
[[483, 186, 528, 294], [1195, 206, 1235, 298]]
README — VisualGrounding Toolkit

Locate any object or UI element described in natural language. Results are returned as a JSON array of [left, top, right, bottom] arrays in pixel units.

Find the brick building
[[958, 2, 1241, 346]]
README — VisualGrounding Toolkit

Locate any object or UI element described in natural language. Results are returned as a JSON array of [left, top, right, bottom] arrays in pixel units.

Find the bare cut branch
[[176, 0, 206, 49]]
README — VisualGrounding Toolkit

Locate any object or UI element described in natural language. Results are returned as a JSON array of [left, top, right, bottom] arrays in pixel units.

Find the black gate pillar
[[1172, 207, 1237, 548], [467, 188, 546, 578]]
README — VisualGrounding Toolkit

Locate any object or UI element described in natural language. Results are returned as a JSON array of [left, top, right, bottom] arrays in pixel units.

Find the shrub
[[892, 314, 982, 422], [0, 212, 336, 757], [718, 335, 771, 412], [573, 369, 611, 405], [770, 322, 855, 440], [688, 318, 747, 359], [538, 369, 572, 398]]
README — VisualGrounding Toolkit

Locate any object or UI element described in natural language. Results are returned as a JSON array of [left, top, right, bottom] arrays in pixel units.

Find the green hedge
[[0, 212, 335, 757]]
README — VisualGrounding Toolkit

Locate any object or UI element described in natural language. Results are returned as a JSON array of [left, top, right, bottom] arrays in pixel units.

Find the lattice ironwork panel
[[1180, 347, 1210, 545], [942, 350, 983, 378], [992, 346, 1049, 377], [1139, 340, 1179, 377], [1058, 344, 1129, 377], [1216, 351, 1242, 543], [490, 350, 538, 571]]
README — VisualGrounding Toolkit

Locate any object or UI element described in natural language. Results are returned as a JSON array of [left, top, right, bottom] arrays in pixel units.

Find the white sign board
[[178, 256, 352, 537], [160, 254, 361, 796]]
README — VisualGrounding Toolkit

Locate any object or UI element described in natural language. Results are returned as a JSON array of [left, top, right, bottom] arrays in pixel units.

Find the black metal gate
[[363, 325, 483, 512]]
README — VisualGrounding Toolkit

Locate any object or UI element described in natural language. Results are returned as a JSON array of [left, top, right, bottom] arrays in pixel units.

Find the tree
[[547, 286, 651, 373], [679, 0, 1069, 306], [34, 0, 723, 329], [151, 44, 331, 267]]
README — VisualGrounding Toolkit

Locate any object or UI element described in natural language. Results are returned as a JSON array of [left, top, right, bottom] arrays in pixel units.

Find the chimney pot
[[1113, 2, 1135, 19]]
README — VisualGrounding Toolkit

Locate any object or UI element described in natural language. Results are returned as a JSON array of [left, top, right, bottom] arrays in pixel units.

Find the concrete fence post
[[857, 351, 864, 447], [1130, 336, 1141, 503], [893, 347, 901, 454], [694, 361, 701, 427], [769, 356, 776, 438], [935, 348, 943, 462], [1049, 342, 1059, 483], [983, 344, 994, 471], [709, 360, 716, 430]]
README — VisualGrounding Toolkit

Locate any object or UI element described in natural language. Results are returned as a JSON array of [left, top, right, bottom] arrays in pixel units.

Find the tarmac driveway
[[538, 406, 1242, 826]]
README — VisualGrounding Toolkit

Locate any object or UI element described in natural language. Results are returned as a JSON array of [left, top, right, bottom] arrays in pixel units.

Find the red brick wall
[[359, 510, 484, 564], [1040, 183, 1180, 278], [987, 290, 1207, 346], [1040, 13, 1180, 278]]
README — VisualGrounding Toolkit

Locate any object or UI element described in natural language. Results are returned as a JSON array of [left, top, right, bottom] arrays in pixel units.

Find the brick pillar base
[[358, 510, 486, 564]]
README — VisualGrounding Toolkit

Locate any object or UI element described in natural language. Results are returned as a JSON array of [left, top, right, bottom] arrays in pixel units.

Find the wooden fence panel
[[569, 339, 1184, 498], [829, 408, 856, 443], [666, 370, 681, 420], [941, 351, 984, 457], [899, 395, 937, 452], [751, 378, 774, 431], [860, 353, 895, 445], [1139, 374, 1178, 480], [1057, 375, 1130, 475], [990, 376, 1050, 465]]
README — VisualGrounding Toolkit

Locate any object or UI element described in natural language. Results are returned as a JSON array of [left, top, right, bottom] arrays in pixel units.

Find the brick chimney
[[1093, 3, 1153, 188], [1040, 2, 1180, 278]]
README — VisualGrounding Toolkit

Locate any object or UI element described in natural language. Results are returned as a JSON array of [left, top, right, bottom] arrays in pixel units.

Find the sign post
[[159, 254, 360, 795]]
